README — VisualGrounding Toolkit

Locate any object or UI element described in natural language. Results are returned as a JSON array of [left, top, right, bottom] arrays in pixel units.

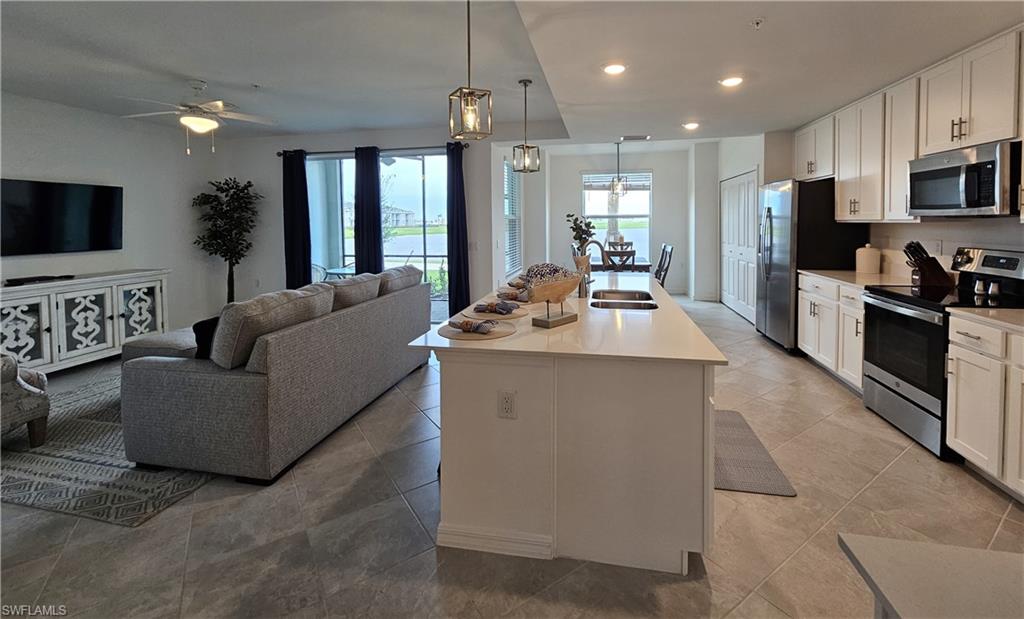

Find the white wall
[[688, 142, 720, 301], [718, 135, 763, 185], [546, 149, 690, 293], [0, 93, 226, 328]]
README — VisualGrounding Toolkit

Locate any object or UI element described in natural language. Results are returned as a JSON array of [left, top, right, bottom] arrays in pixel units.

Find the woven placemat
[[438, 321, 517, 340]]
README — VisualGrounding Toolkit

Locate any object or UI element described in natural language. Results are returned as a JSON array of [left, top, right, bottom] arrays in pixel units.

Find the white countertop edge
[[797, 269, 911, 289], [946, 307, 1024, 332], [411, 341, 729, 366]]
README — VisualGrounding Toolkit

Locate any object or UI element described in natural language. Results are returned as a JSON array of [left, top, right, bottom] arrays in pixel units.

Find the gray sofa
[[121, 279, 430, 482]]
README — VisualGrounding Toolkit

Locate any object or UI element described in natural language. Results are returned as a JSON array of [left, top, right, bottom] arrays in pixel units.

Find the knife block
[[911, 257, 955, 288]]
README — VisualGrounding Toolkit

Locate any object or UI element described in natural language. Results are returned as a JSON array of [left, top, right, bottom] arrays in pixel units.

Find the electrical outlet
[[497, 390, 517, 419]]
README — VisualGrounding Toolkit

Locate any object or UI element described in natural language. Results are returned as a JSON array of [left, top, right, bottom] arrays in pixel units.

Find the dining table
[[591, 250, 651, 272]]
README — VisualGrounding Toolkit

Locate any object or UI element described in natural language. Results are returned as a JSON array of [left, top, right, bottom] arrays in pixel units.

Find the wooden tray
[[438, 321, 517, 340], [461, 306, 530, 321]]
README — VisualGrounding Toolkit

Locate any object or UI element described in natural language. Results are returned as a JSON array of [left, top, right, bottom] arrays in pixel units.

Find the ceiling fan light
[[179, 114, 219, 134]]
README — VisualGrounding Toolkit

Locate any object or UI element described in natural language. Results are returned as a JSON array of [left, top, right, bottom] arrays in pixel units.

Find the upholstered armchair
[[1, 354, 50, 447]]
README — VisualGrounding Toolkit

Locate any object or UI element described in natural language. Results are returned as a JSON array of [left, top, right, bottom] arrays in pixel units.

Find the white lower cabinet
[[1004, 364, 1024, 495], [797, 289, 839, 372], [837, 305, 864, 386], [798, 291, 819, 358], [945, 317, 1024, 498], [946, 343, 1005, 477]]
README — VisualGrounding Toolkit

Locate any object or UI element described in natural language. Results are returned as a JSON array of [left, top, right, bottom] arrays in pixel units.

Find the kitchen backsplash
[[870, 220, 1024, 277]]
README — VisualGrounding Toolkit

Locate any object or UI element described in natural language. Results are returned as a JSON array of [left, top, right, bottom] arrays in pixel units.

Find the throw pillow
[[210, 283, 333, 369], [192, 316, 220, 360], [378, 265, 423, 295], [325, 273, 381, 310]]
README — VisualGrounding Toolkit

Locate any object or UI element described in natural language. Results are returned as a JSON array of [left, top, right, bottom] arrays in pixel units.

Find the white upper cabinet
[[919, 31, 1019, 155], [835, 92, 885, 221], [962, 32, 1020, 148], [794, 116, 834, 180], [884, 78, 919, 221]]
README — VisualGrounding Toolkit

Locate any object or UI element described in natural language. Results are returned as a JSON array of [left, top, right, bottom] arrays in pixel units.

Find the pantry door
[[719, 170, 758, 323]]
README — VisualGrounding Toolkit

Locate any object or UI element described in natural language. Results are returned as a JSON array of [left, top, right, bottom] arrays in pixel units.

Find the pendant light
[[610, 141, 627, 197], [512, 79, 540, 173], [449, 0, 492, 140]]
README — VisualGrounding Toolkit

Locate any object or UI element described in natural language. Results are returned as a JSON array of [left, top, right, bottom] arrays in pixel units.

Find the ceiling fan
[[120, 79, 274, 154]]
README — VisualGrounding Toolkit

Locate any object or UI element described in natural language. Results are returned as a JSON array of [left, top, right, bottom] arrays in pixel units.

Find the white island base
[[411, 274, 727, 574]]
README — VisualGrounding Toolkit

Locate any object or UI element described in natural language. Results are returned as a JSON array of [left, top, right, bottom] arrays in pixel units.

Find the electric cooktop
[[865, 284, 1024, 312]]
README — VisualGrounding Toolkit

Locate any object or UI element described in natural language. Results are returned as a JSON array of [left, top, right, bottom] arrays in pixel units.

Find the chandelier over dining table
[[449, 0, 492, 140]]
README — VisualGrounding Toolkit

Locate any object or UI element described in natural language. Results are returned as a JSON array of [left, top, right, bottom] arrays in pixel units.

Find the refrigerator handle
[[763, 207, 773, 278]]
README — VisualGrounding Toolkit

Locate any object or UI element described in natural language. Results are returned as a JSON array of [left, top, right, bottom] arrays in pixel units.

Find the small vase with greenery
[[192, 178, 263, 303]]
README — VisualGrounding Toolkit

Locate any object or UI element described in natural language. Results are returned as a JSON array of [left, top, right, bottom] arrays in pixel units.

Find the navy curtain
[[354, 146, 383, 274], [446, 142, 470, 316], [281, 149, 312, 289]]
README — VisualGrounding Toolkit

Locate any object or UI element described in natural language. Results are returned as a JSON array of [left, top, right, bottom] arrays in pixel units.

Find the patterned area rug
[[715, 410, 797, 497], [1, 376, 210, 526]]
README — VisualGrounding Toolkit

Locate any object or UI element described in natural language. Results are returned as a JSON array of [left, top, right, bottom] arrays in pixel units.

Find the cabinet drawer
[[798, 275, 839, 301], [839, 285, 863, 309], [949, 316, 1006, 358], [1009, 333, 1024, 367]]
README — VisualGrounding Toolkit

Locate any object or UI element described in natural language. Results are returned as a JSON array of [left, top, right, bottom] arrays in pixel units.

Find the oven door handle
[[863, 294, 944, 325]]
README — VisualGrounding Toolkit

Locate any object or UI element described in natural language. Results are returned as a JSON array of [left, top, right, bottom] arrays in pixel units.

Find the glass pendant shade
[[512, 143, 541, 172], [609, 142, 627, 198], [449, 87, 492, 140]]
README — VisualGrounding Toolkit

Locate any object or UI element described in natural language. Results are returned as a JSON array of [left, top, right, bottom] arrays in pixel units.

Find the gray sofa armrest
[[121, 356, 271, 478], [2, 354, 49, 431]]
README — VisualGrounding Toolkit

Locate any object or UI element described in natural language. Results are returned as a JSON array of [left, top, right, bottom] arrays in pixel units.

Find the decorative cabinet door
[[0, 296, 53, 368], [54, 287, 116, 360], [116, 281, 163, 343]]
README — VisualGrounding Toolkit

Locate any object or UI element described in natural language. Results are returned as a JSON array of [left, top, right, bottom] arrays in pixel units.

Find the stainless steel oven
[[908, 141, 1020, 217], [862, 294, 953, 458]]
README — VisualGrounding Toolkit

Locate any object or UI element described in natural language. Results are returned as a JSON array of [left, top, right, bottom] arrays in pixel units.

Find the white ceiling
[[516, 1, 1024, 141], [0, 1, 564, 136]]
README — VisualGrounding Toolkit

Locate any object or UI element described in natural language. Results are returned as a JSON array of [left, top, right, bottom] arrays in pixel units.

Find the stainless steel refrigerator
[[755, 178, 869, 350]]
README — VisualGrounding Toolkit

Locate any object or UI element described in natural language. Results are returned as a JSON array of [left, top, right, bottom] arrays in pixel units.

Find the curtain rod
[[276, 143, 469, 157]]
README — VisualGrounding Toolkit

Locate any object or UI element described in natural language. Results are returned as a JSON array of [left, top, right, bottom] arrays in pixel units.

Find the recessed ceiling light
[[603, 63, 627, 75], [718, 76, 744, 87], [682, 122, 700, 131]]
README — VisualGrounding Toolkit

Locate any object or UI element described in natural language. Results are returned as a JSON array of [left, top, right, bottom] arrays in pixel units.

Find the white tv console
[[1, 269, 169, 373]]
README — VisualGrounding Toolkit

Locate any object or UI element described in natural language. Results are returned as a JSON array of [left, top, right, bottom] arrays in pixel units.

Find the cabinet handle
[[950, 118, 958, 141], [119, 312, 127, 318], [855, 319, 861, 337], [905, 194, 909, 215], [43, 326, 51, 334], [842, 294, 856, 300], [958, 117, 967, 139], [810, 161, 816, 174], [954, 330, 982, 341], [107, 315, 114, 321]]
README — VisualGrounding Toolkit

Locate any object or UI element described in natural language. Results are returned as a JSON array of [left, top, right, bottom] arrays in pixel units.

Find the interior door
[[719, 171, 758, 323]]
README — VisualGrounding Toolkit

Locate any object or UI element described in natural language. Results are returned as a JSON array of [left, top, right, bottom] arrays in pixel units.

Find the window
[[581, 171, 653, 260], [306, 149, 449, 323], [503, 160, 523, 275]]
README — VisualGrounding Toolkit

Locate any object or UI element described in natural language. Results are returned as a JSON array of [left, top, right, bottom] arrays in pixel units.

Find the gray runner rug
[[1, 376, 210, 527], [715, 410, 797, 497]]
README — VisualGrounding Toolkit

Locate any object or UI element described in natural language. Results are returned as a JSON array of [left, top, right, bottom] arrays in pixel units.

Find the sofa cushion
[[378, 265, 423, 296], [210, 284, 333, 369], [122, 328, 198, 362], [326, 273, 381, 310]]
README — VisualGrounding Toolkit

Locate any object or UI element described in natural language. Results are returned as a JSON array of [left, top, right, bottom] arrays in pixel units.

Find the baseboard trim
[[436, 523, 553, 560]]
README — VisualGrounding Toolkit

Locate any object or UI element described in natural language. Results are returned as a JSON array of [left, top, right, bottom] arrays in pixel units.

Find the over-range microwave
[[908, 140, 1020, 217]]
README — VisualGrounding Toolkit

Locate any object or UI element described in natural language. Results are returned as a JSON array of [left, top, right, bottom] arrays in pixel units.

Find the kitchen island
[[409, 273, 727, 574]]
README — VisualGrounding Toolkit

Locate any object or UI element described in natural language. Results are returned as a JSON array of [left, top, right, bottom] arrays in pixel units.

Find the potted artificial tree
[[192, 178, 263, 303]]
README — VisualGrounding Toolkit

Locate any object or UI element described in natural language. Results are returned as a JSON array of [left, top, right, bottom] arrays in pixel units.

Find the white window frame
[[580, 170, 654, 254], [503, 159, 523, 276]]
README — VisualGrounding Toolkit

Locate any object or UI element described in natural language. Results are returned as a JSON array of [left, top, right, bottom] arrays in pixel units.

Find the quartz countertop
[[798, 270, 911, 289], [409, 273, 727, 365], [947, 307, 1024, 331]]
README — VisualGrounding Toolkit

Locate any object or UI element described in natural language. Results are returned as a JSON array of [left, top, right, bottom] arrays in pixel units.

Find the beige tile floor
[[1, 299, 1021, 618]]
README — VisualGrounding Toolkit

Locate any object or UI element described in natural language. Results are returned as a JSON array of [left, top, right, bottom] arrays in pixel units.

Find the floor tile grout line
[[31, 517, 79, 607], [175, 495, 195, 619], [986, 501, 1013, 550], [281, 471, 330, 617], [500, 559, 591, 617], [734, 442, 914, 612]]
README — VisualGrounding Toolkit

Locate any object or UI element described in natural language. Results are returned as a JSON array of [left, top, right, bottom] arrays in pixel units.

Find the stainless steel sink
[[590, 300, 659, 310], [591, 290, 654, 301]]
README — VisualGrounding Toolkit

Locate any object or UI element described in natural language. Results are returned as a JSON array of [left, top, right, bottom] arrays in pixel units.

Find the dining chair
[[311, 263, 328, 282], [655, 244, 674, 287]]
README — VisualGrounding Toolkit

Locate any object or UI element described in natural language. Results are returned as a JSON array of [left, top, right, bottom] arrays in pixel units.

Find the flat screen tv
[[1, 179, 123, 256]]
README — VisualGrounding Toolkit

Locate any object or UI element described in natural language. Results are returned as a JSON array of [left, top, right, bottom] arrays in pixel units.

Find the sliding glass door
[[306, 149, 448, 322]]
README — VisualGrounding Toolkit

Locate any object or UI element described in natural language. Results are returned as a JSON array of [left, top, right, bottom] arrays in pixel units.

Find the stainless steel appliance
[[863, 247, 1024, 459], [908, 140, 1021, 217], [755, 178, 869, 349]]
